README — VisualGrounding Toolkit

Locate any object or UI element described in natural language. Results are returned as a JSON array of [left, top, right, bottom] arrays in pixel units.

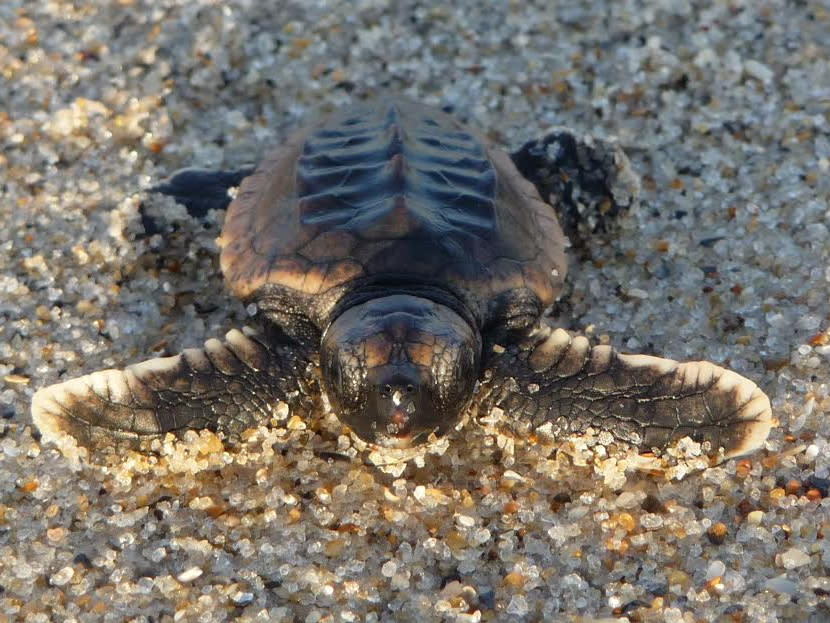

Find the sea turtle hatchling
[[32, 98, 773, 461]]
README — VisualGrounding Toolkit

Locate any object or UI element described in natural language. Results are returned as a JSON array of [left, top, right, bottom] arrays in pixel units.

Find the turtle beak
[[364, 366, 441, 448], [374, 424, 438, 449], [386, 390, 414, 436]]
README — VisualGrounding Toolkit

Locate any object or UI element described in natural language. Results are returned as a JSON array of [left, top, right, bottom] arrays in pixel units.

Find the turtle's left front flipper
[[32, 329, 317, 449], [152, 166, 256, 217], [481, 325, 773, 459]]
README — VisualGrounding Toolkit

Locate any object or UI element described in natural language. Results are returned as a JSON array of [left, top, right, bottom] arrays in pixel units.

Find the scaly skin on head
[[320, 295, 481, 448]]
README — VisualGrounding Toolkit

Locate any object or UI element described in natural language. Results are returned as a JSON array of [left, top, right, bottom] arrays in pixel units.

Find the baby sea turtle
[[32, 99, 773, 459]]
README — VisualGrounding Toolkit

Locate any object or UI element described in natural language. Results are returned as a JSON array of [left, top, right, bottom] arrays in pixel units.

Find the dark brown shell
[[218, 99, 567, 330]]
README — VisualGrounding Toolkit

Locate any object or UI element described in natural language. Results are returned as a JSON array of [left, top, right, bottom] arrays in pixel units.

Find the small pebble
[[505, 595, 529, 616], [286, 415, 306, 430], [706, 560, 726, 581], [50, 566, 74, 586], [381, 560, 397, 578], [325, 539, 346, 557], [3, 374, 29, 384], [779, 547, 811, 569], [615, 491, 639, 509], [747, 510, 765, 525], [231, 591, 255, 606], [707, 522, 728, 545], [744, 59, 774, 83], [639, 514, 664, 530], [785, 479, 801, 495], [764, 576, 798, 595], [664, 607, 684, 623], [177, 567, 203, 583], [503, 572, 524, 588], [615, 512, 636, 533]]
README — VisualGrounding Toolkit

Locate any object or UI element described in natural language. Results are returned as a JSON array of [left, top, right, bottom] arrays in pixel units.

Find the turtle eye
[[405, 384, 415, 394], [380, 384, 392, 398]]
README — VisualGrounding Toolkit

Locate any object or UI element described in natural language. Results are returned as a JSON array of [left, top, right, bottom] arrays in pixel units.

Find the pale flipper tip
[[714, 366, 774, 460], [31, 372, 148, 450]]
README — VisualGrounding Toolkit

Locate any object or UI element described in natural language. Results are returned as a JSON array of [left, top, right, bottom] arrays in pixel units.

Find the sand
[[1, 1, 829, 621]]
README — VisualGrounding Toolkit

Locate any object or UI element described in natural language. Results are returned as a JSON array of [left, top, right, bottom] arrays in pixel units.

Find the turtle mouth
[[372, 426, 440, 449]]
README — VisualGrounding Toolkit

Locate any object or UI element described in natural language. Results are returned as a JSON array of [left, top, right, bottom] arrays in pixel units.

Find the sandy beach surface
[[2, 1, 829, 621]]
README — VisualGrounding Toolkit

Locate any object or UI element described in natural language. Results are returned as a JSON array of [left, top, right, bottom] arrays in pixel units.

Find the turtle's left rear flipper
[[511, 130, 640, 240], [152, 166, 256, 218], [32, 329, 315, 449], [483, 325, 773, 460]]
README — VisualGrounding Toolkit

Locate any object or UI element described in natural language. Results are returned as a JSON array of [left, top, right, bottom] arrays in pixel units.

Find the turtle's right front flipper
[[32, 329, 317, 449], [483, 325, 774, 460]]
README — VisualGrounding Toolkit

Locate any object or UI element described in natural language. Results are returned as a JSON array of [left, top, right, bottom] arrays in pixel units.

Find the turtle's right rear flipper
[[32, 329, 315, 450], [152, 166, 256, 217]]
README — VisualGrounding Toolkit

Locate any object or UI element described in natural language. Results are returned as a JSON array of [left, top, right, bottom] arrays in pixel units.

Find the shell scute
[[218, 99, 568, 329]]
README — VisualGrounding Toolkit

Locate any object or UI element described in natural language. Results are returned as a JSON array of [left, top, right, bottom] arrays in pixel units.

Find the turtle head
[[321, 295, 481, 448]]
